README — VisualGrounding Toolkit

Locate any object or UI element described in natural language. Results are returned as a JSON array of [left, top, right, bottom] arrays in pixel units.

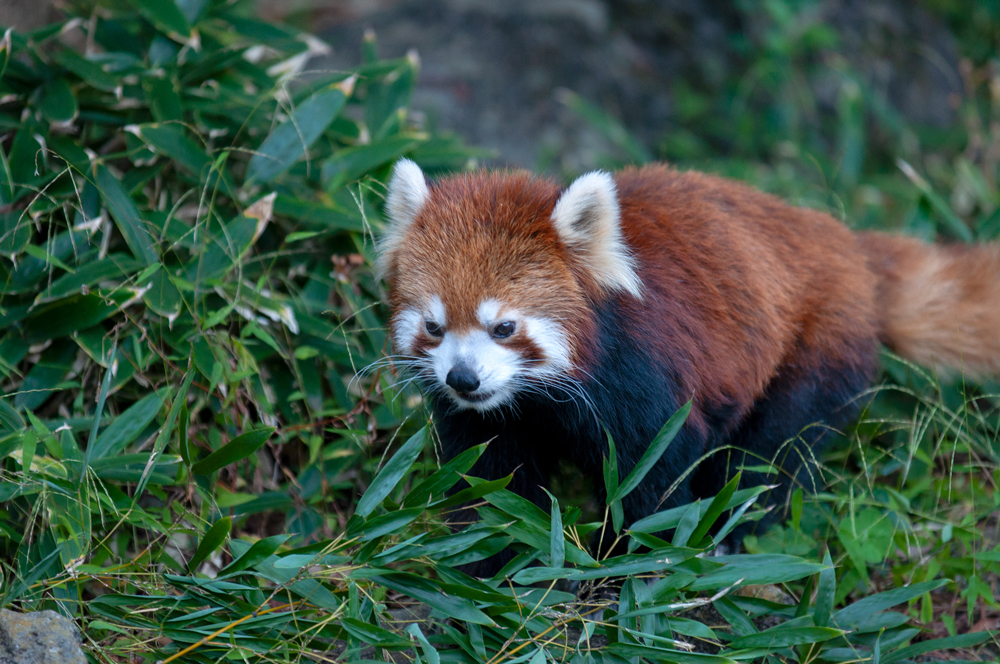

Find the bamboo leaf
[[611, 401, 691, 503], [125, 0, 192, 40], [95, 165, 158, 266], [188, 517, 231, 572], [355, 426, 427, 518], [38, 77, 78, 123], [190, 427, 275, 475], [89, 390, 166, 461], [814, 549, 836, 626], [246, 79, 354, 184], [728, 626, 845, 650], [832, 579, 950, 627]]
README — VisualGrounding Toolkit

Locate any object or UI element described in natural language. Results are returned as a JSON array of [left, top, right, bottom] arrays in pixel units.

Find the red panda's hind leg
[[693, 337, 878, 546]]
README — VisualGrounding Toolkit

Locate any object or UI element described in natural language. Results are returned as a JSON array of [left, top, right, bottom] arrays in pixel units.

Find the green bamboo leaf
[[513, 551, 691, 585], [22, 244, 74, 274], [0, 398, 23, 431], [672, 501, 701, 547], [187, 517, 231, 572], [712, 490, 762, 543], [715, 596, 756, 637], [273, 194, 365, 232], [321, 134, 419, 192], [607, 643, 736, 664], [89, 453, 180, 483], [89, 390, 166, 461], [688, 554, 826, 591], [38, 77, 77, 123], [95, 165, 158, 266], [36, 254, 144, 304], [128, 123, 211, 179], [190, 427, 275, 475], [0, 142, 15, 206], [430, 475, 511, 510], [227, 541, 340, 610], [477, 484, 550, 528], [603, 429, 619, 498], [135, 369, 193, 498], [402, 442, 486, 507], [8, 128, 42, 186], [688, 471, 740, 548], [355, 426, 427, 518], [814, 549, 835, 626], [369, 572, 494, 626], [81, 340, 116, 479], [478, 502, 597, 568], [219, 534, 289, 576], [341, 618, 410, 649], [175, 0, 209, 23], [142, 267, 182, 320], [881, 631, 990, 664], [832, 579, 949, 627], [184, 193, 274, 283], [0, 29, 10, 86], [897, 159, 973, 242], [546, 489, 565, 569], [52, 49, 118, 91], [20, 430, 35, 472], [406, 623, 442, 664], [13, 340, 77, 411], [350, 506, 423, 541], [126, 0, 192, 40], [143, 75, 183, 122], [246, 79, 354, 185], [611, 401, 691, 503], [728, 626, 844, 650], [630, 485, 771, 534]]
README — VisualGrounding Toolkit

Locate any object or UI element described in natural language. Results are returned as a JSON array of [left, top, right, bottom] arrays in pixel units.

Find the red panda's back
[[614, 165, 878, 429]]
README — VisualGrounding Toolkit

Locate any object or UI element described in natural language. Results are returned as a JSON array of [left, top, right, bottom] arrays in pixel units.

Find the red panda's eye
[[425, 321, 444, 337], [492, 321, 516, 339]]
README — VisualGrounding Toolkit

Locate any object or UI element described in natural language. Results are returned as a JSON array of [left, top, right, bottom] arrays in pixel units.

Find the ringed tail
[[861, 231, 1000, 377]]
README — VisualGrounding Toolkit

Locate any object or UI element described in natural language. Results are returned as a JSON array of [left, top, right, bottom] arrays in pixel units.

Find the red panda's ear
[[378, 159, 429, 279], [551, 172, 643, 298]]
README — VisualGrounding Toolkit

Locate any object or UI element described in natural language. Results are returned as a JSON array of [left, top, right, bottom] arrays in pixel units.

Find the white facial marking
[[477, 299, 503, 326], [393, 307, 423, 354], [394, 298, 573, 412], [428, 295, 446, 327], [426, 328, 522, 411], [523, 316, 572, 372]]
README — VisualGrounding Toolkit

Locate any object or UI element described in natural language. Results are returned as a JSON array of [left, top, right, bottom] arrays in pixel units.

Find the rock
[[0, 0, 59, 32], [0, 609, 86, 664], [314, 0, 960, 171]]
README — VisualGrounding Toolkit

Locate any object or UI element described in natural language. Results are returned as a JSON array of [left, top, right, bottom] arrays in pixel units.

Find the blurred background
[[5, 0, 996, 242]]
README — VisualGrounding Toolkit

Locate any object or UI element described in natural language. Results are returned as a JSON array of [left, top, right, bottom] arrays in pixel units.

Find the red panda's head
[[377, 159, 642, 411]]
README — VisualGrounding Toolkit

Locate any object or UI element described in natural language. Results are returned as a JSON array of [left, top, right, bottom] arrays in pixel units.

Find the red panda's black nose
[[446, 365, 480, 393]]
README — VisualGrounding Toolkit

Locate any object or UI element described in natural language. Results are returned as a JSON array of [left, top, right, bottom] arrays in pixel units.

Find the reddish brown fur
[[385, 164, 998, 430], [861, 232, 1000, 376], [609, 166, 878, 431], [386, 171, 598, 365]]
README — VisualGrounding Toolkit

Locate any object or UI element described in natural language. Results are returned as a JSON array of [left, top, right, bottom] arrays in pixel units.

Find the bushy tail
[[861, 232, 1000, 378]]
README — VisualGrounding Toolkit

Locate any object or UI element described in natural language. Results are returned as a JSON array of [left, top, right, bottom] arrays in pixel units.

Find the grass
[[0, 0, 997, 662]]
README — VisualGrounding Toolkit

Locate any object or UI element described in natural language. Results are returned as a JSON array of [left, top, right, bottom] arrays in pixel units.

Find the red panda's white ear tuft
[[378, 158, 429, 279], [551, 171, 643, 298]]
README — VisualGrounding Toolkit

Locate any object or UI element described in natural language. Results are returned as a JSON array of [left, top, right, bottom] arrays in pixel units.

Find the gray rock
[[315, 0, 960, 172], [0, 609, 86, 664]]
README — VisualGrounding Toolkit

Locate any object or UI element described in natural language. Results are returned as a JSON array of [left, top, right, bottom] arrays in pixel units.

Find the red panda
[[376, 159, 1000, 574]]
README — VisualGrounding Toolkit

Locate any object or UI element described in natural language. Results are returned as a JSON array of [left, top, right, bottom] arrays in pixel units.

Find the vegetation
[[0, 0, 995, 662]]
